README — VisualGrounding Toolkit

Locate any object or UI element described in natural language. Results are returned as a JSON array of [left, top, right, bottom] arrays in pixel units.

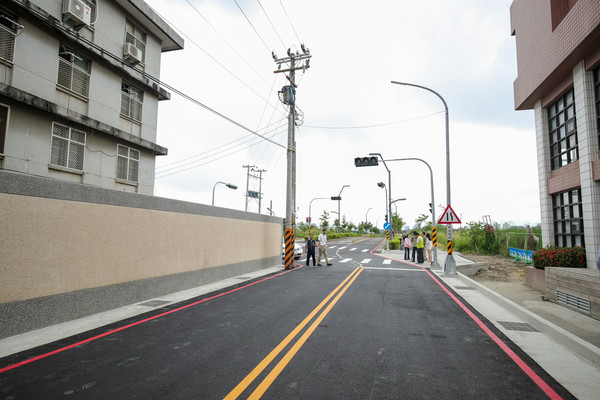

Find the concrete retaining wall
[[545, 267, 600, 320], [0, 170, 283, 338]]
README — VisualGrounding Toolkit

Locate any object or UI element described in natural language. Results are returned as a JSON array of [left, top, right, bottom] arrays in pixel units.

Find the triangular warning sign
[[438, 205, 461, 224]]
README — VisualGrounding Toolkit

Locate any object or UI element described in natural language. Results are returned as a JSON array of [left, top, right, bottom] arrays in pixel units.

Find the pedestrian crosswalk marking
[[383, 260, 392, 265], [340, 258, 352, 263], [361, 249, 368, 252], [361, 259, 372, 264], [350, 248, 357, 251]]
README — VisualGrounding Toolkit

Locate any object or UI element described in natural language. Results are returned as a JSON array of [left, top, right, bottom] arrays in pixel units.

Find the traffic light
[[306, 217, 311, 223], [331, 196, 341, 200], [385, 214, 388, 222], [354, 156, 379, 167], [429, 203, 433, 213]]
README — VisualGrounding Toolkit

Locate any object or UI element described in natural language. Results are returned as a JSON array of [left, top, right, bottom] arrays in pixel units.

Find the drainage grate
[[497, 321, 539, 332], [139, 300, 171, 307], [556, 290, 591, 314], [454, 286, 475, 290]]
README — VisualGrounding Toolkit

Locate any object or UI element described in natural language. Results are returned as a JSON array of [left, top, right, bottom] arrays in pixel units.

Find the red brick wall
[[548, 161, 581, 194], [511, 0, 600, 109], [593, 155, 600, 181]]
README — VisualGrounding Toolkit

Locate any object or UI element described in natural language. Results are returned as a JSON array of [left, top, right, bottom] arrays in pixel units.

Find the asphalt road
[[0, 237, 575, 399]]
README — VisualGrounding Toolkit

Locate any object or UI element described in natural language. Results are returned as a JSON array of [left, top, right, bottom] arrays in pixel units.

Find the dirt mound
[[465, 254, 526, 283]]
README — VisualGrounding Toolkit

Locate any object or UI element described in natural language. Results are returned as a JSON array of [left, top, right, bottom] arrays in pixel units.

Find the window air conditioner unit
[[62, 0, 92, 26], [123, 43, 143, 65]]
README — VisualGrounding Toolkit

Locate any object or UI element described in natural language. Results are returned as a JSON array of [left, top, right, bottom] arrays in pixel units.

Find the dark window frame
[[552, 188, 585, 248], [548, 88, 578, 170]]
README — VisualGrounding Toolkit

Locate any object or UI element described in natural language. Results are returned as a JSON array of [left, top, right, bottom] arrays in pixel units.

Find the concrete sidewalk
[[382, 247, 600, 400]]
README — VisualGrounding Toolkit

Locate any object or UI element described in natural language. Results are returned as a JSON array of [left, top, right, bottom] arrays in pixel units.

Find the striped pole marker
[[432, 227, 437, 247], [284, 228, 294, 270]]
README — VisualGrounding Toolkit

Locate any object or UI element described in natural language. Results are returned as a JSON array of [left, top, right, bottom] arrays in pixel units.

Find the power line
[[184, 0, 270, 88], [302, 111, 445, 130], [155, 127, 287, 179], [234, 0, 271, 54], [156, 117, 287, 171], [153, 5, 287, 122], [278, 0, 301, 44], [256, 0, 286, 50]]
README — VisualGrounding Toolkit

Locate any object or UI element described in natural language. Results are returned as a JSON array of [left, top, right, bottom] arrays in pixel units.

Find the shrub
[[532, 247, 586, 269], [389, 237, 401, 250]]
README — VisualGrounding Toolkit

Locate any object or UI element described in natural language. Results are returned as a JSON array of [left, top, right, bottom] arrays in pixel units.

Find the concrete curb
[[454, 271, 600, 368]]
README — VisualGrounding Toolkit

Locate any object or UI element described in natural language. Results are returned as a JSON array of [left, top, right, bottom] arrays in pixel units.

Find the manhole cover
[[139, 300, 170, 307], [497, 321, 539, 332]]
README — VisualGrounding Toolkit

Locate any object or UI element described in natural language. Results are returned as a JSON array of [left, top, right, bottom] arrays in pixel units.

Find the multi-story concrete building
[[0, 0, 183, 195], [511, 0, 600, 270]]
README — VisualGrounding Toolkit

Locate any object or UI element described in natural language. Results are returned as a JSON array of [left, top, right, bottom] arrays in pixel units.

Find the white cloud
[[147, 0, 540, 228]]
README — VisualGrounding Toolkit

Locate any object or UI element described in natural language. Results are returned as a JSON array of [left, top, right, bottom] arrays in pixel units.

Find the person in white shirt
[[318, 228, 332, 266]]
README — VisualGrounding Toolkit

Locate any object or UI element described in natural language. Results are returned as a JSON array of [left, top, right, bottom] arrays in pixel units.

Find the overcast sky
[[144, 0, 540, 229]]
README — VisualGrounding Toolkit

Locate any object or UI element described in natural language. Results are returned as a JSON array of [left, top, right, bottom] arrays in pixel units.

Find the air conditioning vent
[[62, 0, 92, 26], [123, 43, 143, 65]]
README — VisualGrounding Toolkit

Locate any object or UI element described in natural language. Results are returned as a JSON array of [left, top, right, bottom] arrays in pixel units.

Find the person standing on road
[[305, 234, 317, 267], [403, 235, 411, 260], [425, 233, 433, 265], [416, 231, 424, 264], [411, 232, 417, 262], [318, 228, 332, 266], [422, 232, 429, 262]]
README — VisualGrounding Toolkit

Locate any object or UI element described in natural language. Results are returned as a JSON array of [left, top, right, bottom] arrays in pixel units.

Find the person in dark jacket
[[305, 233, 317, 267]]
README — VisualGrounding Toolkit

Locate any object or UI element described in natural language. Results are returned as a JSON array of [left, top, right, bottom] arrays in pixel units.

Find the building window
[[57, 44, 91, 98], [125, 20, 146, 63], [0, 9, 18, 64], [594, 67, 600, 148], [120, 82, 143, 122], [548, 89, 578, 170], [50, 122, 86, 171], [552, 188, 584, 248], [117, 144, 139, 183]]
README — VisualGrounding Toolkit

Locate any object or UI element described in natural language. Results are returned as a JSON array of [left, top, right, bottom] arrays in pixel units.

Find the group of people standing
[[304, 229, 333, 267], [403, 231, 433, 265]]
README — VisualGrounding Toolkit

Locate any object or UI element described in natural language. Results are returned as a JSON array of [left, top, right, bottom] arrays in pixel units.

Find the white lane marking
[[365, 267, 425, 271]]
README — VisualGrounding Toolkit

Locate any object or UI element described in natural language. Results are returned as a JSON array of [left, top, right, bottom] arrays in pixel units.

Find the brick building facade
[[511, 0, 600, 269]]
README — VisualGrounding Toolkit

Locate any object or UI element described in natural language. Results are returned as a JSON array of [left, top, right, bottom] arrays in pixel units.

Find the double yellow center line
[[224, 266, 364, 399]]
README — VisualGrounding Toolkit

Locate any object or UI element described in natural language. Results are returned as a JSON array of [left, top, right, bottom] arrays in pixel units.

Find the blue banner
[[509, 247, 534, 263]]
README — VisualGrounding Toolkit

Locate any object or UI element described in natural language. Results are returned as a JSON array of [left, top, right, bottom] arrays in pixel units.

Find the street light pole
[[365, 207, 372, 232], [390, 81, 454, 274], [372, 152, 392, 249], [212, 181, 238, 206], [377, 181, 389, 250], [336, 185, 350, 234]]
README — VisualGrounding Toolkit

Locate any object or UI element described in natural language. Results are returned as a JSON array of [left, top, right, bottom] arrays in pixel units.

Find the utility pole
[[274, 46, 311, 270], [243, 165, 266, 213], [242, 164, 256, 212], [255, 168, 266, 213]]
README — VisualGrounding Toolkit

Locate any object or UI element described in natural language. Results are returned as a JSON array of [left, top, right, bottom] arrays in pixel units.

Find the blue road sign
[[383, 222, 391, 230]]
